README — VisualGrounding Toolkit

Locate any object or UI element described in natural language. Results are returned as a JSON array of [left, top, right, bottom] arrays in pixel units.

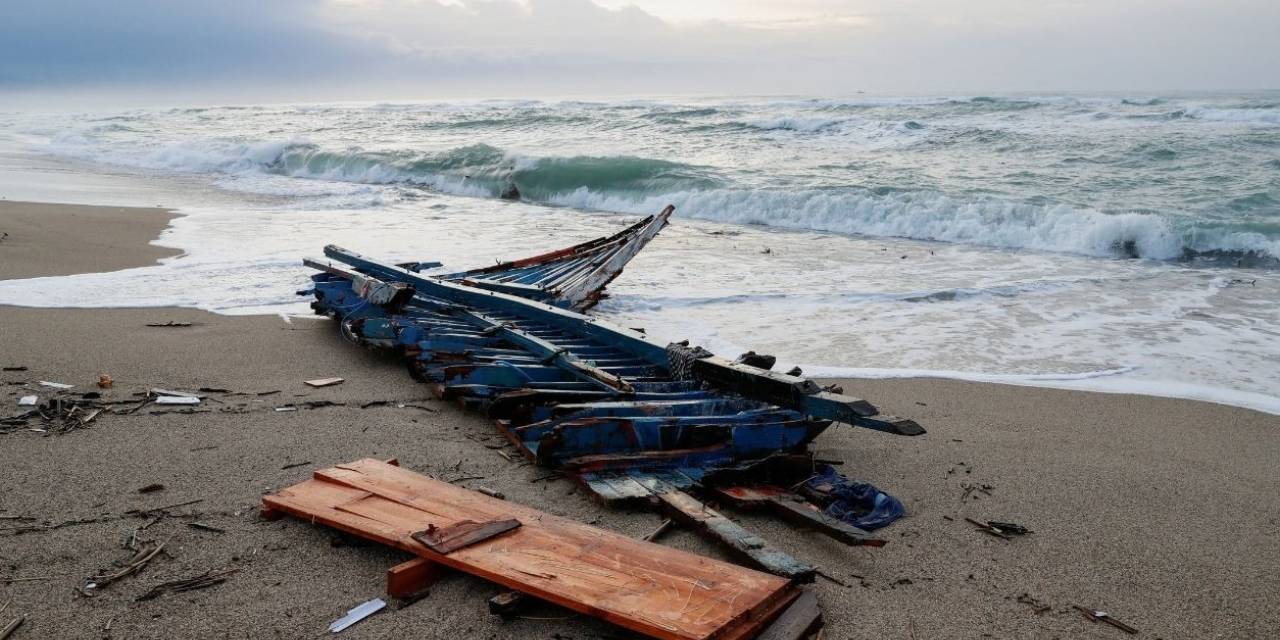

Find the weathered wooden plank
[[264, 459, 796, 640]]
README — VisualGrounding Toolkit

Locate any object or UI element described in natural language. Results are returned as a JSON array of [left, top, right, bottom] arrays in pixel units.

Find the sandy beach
[[1, 201, 1276, 639]]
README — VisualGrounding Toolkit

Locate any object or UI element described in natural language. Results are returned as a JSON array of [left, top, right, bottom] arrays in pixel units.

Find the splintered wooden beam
[[628, 478, 815, 583], [713, 486, 887, 548]]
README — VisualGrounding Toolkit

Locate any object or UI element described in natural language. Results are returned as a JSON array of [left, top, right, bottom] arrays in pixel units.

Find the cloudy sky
[[2, 0, 1277, 103]]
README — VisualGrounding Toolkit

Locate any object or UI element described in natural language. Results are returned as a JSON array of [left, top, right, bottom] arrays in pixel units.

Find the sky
[[1, 0, 1277, 103]]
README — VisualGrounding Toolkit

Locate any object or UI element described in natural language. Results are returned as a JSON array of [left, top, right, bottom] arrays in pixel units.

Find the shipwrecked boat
[[300, 205, 924, 584]]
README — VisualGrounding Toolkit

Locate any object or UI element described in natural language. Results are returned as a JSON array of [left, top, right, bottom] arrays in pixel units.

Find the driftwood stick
[[2, 574, 67, 583], [642, 518, 674, 542], [0, 616, 24, 640]]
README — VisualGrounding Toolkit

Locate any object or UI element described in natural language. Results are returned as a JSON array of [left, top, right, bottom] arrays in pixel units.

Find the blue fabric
[[803, 465, 905, 530]]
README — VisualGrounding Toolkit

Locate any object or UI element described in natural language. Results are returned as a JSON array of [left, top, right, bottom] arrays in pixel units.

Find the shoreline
[[2, 199, 1275, 417], [1, 200, 1277, 638]]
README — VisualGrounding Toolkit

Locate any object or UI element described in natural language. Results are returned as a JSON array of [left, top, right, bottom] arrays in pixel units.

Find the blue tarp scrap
[[803, 465, 905, 531]]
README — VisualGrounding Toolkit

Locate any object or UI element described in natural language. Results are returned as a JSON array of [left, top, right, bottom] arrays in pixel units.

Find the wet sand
[[0, 201, 1276, 639], [0, 200, 179, 279]]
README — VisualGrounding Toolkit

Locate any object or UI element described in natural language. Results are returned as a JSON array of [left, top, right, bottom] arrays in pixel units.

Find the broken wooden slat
[[630, 477, 815, 583], [411, 519, 521, 555], [714, 486, 887, 548], [263, 458, 797, 640], [755, 589, 823, 640], [488, 590, 526, 618], [386, 557, 448, 599]]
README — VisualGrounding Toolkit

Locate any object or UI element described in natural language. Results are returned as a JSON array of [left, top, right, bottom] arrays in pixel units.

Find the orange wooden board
[[263, 458, 796, 640]]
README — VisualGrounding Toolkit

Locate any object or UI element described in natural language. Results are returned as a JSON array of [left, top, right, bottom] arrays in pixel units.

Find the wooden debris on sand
[[263, 458, 801, 640]]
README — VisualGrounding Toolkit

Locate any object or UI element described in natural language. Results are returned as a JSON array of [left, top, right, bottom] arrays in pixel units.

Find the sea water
[[0, 94, 1276, 413]]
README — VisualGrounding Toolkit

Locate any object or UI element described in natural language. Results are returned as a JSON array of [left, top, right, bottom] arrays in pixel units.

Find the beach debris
[[150, 388, 199, 399], [734, 350, 777, 370], [257, 389, 282, 396], [488, 590, 526, 618], [2, 367, 27, 372], [643, 518, 674, 542], [274, 406, 298, 412], [83, 537, 169, 595], [959, 481, 994, 501], [98, 374, 113, 389], [137, 567, 238, 601], [155, 395, 200, 405], [963, 517, 1030, 540], [38, 381, 73, 389], [187, 522, 226, 534], [16, 396, 36, 406], [755, 590, 823, 640], [300, 209, 924, 568], [1015, 593, 1052, 615], [476, 486, 505, 500], [128, 499, 203, 516], [145, 321, 193, 327], [305, 377, 345, 388], [412, 519, 522, 554], [264, 458, 800, 640], [328, 598, 386, 633], [1073, 605, 1139, 634], [986, 520, 1032, 535], [137, 483, 165, 494], [0, 615, 24, 640], [281, 460, 312, 470]]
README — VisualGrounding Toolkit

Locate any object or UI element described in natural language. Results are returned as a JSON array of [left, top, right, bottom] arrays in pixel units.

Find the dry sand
[[0, 201, 1276, 639]]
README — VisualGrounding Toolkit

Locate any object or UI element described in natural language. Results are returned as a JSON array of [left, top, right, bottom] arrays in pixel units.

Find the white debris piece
[[18, 395, 38, 406], [38, 381, 73, 389], [155, 396, 201, 405], [151, 388, 200, 398], [328, 598, 385, 633], [305, 377, 344, 388]]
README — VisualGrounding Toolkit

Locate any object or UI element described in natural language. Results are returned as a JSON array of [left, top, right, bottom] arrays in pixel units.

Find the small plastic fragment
[[328, 598, 385, 633], [155, 396, 200, 405], [305, 378, 345, 388]]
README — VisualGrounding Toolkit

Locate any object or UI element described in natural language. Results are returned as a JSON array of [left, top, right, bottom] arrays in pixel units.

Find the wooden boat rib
[[437, 205, 673, 311]]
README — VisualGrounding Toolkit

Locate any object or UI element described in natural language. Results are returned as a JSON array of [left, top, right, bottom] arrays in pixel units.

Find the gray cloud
[[1, 0, 1276, 102]]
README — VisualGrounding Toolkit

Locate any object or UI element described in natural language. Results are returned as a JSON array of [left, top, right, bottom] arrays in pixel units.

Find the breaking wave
[[737, 116, 844, 132], [45, 135, 1280, 265]]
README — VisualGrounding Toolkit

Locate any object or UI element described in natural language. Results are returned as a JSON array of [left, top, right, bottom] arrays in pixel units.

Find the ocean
[[0, 93, 1277, 413]]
